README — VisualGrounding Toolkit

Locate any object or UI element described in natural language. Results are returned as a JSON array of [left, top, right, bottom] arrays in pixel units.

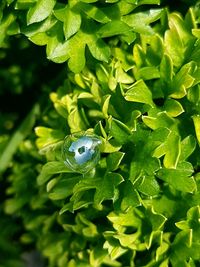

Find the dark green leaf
[[37, 161, 73, 185], [109, 117, 132, 144], [157, 162, 196, 193], [106, 152, 125, 171]]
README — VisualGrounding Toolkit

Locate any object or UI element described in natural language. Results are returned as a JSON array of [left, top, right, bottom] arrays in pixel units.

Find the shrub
[[0, 0, 200, 266]]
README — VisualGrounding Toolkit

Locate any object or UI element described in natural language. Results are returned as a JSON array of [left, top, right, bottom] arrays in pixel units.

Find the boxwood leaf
[[179, 135, 196, 161], [94, 172, 124, 205], [87, 38, 110, 62], [35, 126, 64, 149], [160, 54, 173, 83], [163, 131, 181, 169], [118, 181, 141, 211], [109, 117, 132, 144], [106, 151, 125, 171], [138, 175, 160, 196], [78, 2, 110, 23], [164, 99, 184, 117], [48, 176, 81, 200], [122, 8, 163, 35], [135, 66, 160, 81], [27, 0, 56, 25], [192, 115, 200, 145], [169, 63, 195, 99], [54, 6, 81, 40], [37, 161, 73, 185], [125, 80, 154, 107], [97, 20, 132, 38], [157, 162, 196, 193], [143, 112, 174, 130]]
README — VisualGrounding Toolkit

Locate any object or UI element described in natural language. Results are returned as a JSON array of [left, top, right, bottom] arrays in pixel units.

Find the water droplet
[[62, 132, 102, 173]]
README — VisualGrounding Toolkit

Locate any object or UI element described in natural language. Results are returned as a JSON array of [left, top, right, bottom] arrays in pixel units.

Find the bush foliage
[[0, 0, 200, 266]]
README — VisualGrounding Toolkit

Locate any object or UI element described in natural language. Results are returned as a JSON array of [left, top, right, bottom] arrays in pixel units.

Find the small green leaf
[[125, 80, 154, 107], [54, 6, 81, 40], [164, 13, 193, 67], [48, 176, 81, 200], [192, 29, 200, 38], [94, 173, 124, 205], [138, 175, 160, 196], [142, 112, 174, 130], [27, 0, 56, 25], [68, 107, 87, 133], [37, 161, 73, 185], [87, 38, 110, 62], [157, 162, 196, 193], [109, 117, 132, 145], [164, 99, 184, 117], [160, 54, 173, 83], [192, 115, 200, 145], [122, 8, 163, 35], [97, 20, 132, 38], [163, 131, 181, 169], [79, 2, 110, 23], [169, 63, 195, 99], [106, 152, 125, 171], [101, 138, 122, 153], [102, 95, 111, 119], [35, 126, 64, 149], [179, 135, 196, 161], [135, 66, 160, 81], [118, 181, 141, 211]]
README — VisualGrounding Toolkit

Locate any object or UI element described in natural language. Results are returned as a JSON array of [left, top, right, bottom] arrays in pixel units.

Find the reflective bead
[[62, 132, 101, 173]]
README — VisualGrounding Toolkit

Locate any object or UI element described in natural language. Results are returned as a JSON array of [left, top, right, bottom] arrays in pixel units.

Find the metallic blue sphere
[[62, 132, 101, 173]]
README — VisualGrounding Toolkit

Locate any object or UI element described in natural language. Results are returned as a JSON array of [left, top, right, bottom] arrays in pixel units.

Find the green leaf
[[97, 20, 132, 38], [0, 104, 39, 174], [142, 112, 174, 130], [27, 0, 56, 25], [109, 117, 132, 145], [125, 80, 154, 107], [106, 152, 125, 171], [160, 54, 173, 83], [54, 6, 81, 40], [87, 38, 110, 62], [187, 85, 200, 104], [179, 135, 196, 161], [94, 173, 124, 205], [135, 66, 160, 81], [48, 176, 81, 200], [153, 131, 181, 169], [0, 13, 18, 47], [138, 175, 160, 196], [122, 8, 163, 35], [102, 95, 111, 118], [118, 181, 141, 211], [192, 115, 200, 145], [68, 42, 86, 73], [169, 63, 195, 99], [164, 99, 184, 117], [101, 138, 122, 153], [68, 107, 88, 133], [78, 2, 110, 23], [157, 162, 196, 193], [164, 13, 194, 68], [37, 161, 73, 185], [170, 229, 200, 264], [35, 126, 64, 149]]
